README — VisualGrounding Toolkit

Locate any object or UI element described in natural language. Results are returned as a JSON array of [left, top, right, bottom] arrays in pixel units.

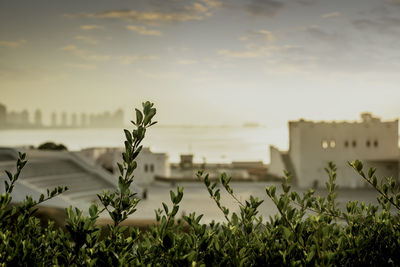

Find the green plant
[[1, 102, 399, 266], [37, 142, 68, 151]]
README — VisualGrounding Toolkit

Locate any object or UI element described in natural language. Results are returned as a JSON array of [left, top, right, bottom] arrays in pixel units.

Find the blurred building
[[80, 113, 87, 127], [113, 109, 124, 127], [34, 109, 42, 126], [0, 103, 6, 125], [50, 112, 56, 127], [0, 103, 125, 129], [180, 154, 194, 169], [71, 113, 78, 127], [132, 147, 170, 185], [88, 109, 124, 128], [7, 110, 30, 126], [20, 110, 29, 125], [78, 147, 170, 186], [0, 147, 142, 207], [61, 112, 67, 127], [269, 113, 399, 188]]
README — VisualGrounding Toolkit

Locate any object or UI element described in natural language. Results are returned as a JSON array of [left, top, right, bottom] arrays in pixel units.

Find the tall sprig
[[97, 101, 157, 227]]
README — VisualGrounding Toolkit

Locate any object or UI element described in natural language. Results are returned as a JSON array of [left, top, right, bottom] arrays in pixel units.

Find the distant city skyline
[[0, 102, 124, 128], [1, 0, 400, 128]]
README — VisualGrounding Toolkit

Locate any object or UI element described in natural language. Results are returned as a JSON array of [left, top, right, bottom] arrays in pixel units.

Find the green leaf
[[5, 170, 12, 181], [170, 191, 176, 203], [124, 129, 132, 144], [351, 160, 363, 172], [162, 202, 169, 214], [163, 232, 173, 249], [89, 204, 98, 217], [171, 205, 179, 216], [143, 108, 156, 126], [117, 163, 124, 175], [282, 226, 291, 239], [372, 176, 377, 187], [135, 108, 143, 125], [306, 249, 315, 262], [368, 167, 376, 178]]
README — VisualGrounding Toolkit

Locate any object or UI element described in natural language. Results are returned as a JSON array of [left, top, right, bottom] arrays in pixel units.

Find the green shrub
[[37, 142, 67, 151], [1, 101, 399, 266]]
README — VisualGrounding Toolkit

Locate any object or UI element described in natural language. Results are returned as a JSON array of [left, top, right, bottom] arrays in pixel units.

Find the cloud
[[0, 39, 26, 48], [61, 45, 159, 64], [116, 55, 159, 65], [167, 46, 192, 52], [352, 17, 400, 34], [218, 49, 262, 59], [67, 0, 221, 25], [351, 3, 400, 35], [67, 63, 97, 70], [304, 26, 346, 46], [80, 25, 104, 30], [352, 19, 382, 31], [74, 35, 98, 45], [177, 59, 198, 65], [387, 0, 400, 5], [321, 12, 341, 19], [264, 63, 310, 75], [239, 30, 276, 42], [244, 0, 316, 17], [82, 10, 202, 23], [125, 25, 162, 36], [136, 68, 180, 80], [61, 45, 111, 61], [218, 44, 279, 59], [295, 0, 317, 5], [246, 0, 285, 17]]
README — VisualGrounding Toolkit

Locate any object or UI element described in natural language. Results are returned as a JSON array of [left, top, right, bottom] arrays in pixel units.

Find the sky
[[1, 0, 400, 127]]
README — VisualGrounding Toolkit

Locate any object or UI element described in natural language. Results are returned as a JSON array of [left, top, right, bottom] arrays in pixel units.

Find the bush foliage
[[37, 142, 68, 151], [1, 102, 400, 266]]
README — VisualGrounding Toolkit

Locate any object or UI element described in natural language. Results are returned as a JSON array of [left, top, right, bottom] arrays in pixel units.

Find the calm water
[[0, 126, 288, 163]]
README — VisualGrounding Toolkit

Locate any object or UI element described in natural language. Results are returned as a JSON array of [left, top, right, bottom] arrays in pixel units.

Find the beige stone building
[[269, 113, 399, 188]]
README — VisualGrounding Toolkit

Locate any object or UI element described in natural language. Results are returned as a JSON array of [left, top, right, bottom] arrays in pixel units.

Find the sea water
[[0, 126, 288, 163]]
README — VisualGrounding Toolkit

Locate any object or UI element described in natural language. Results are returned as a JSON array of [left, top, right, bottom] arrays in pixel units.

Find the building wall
[[268, 146, 286, 178], [134, 148, 170, 185], [113, 147, 170, 186], [34, 109, 42, 126], [288, 121, 302, 182], [80, 147, 170, 186], [288, 114, 399, 188], [0, 104, 6, 124]]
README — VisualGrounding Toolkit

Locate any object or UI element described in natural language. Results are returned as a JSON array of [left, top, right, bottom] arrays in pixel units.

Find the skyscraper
[[80, 113, 87, 127], [61, 112, 67, 127], [0, 103, 6, 125], [34, 109, 42, 126], [71, 113, 77, 127], [51, 112, 57, 127]]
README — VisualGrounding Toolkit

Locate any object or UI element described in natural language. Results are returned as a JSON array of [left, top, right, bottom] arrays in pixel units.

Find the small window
[[366, 140, 371, 147], [344, 140, 349, 147], [322, 140, 328, 149], [352, 140, 357, 147], [150, 164, 154, 172], [330, 140, 336, 148], [144, 164, 148, 172], [374, 140, 378, 147]]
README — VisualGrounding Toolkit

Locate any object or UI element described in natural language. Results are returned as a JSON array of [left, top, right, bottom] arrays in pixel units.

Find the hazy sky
[[1, 0, 400, 127]]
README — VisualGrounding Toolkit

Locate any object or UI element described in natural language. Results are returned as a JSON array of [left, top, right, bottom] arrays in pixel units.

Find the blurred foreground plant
[[1, 102, 399, 266]]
